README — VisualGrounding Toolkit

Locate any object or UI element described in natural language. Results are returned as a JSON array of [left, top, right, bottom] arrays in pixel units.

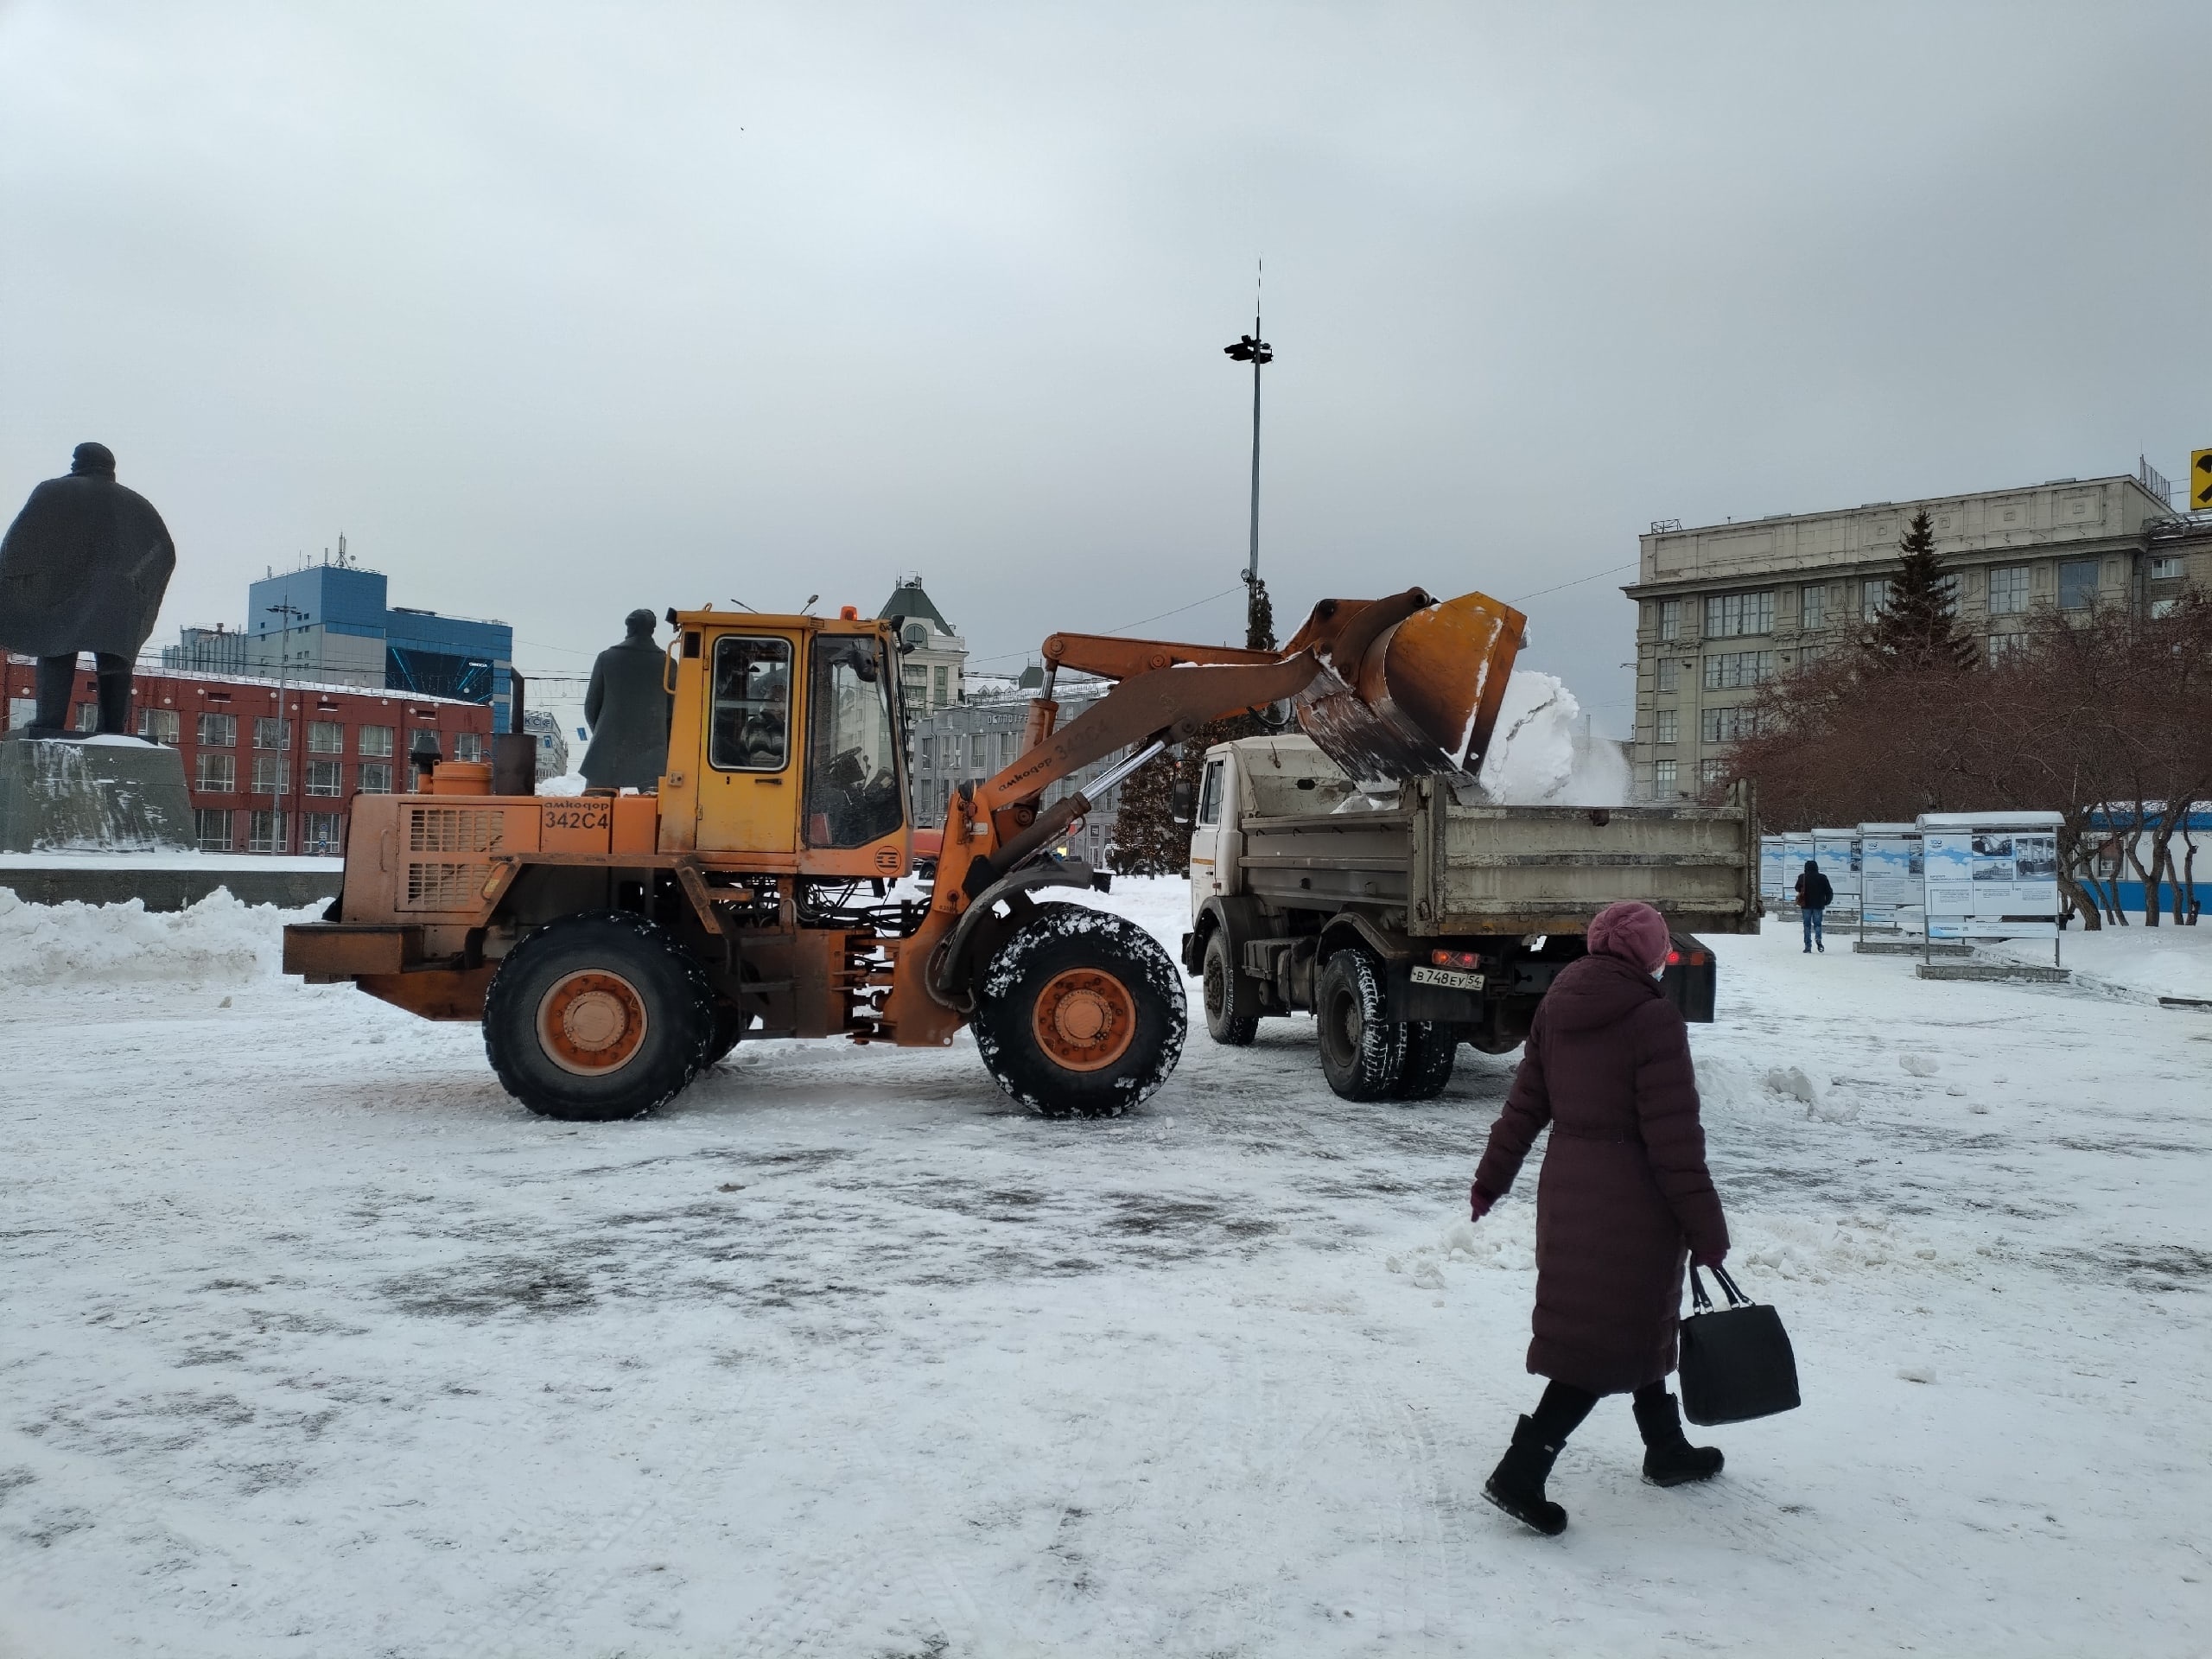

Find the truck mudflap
[[1660, 932, 1718, 1022]]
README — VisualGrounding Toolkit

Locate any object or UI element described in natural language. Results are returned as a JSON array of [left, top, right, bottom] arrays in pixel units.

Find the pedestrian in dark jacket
[[1468, 899, 1731, 1535], [1795, 859, 1834, 953]]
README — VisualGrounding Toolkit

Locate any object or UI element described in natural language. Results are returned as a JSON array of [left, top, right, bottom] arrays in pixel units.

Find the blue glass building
[[243, 564, 515, 732]]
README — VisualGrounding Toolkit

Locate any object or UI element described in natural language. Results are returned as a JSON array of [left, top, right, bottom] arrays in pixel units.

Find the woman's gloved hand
[[1692, 1246, 1727, 1268], [1469, 1182, 1497, 1222]]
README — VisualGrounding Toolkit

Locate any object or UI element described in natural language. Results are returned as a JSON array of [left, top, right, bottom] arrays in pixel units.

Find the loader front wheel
[[484, 911, 713, 1121], [974, 904, 1186, 1118], [1201, 927, 1261, 1046], [1316, 949, 1405, 1102]]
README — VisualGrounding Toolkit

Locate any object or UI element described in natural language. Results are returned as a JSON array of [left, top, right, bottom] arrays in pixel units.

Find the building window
[[1658, 601, 1681, 642], [2149, 555, 2184, 581], [247, 810, 287, 854], [197, 712, 237, 747], [1700, 706, 1757, 744], [302, 812, 344, 855], [308, 720, 344, 753], [969, 732, 986, 768], [918, 735, 933, 770], [2058, 559, 2099, 611], [2151, 598, 2180, 620], [1936, 573, 1961, 614], [452, 731, 484, 762], [1656, 658, 1678, 694], [305, 760, 344, 797], [1653, 709, 1678, 745], [1800, 585, 1827, 631], [1986, 632, 2028, 662], [253, 716, 291, 750], [1701, 758, 1730, 785], [1797, 642, 1829, 667], [194, 752, 236, 793], [1861, 578, 1892, 620], [194, 809, 232, 851], [137, 708, 181, 745], [933, 664, 950, 704], [251, 754, 289, 794], [73, 702, 98, 733], [1987, 565, 2031, 615], [1704, 591, 1774, 638], [358, 762, 394, 793], [1703, 650, 1775, 690], [1653, 759, 1678, 795], [358, 724, 395, 758]]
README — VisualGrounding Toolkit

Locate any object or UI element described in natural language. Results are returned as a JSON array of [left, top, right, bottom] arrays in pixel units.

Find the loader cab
[[661, 611, 914, 878]]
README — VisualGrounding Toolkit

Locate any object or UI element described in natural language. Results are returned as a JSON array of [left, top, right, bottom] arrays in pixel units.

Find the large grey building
[[1624, 469, 2207, 801], [906, 681, 1126, 865]]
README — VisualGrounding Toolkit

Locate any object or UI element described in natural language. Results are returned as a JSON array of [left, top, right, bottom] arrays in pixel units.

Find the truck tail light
[[1430, 949, 1480, 969], [1665, 949, 1710, 967]]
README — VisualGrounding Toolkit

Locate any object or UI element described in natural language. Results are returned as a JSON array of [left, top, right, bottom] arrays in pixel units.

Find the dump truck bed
[[1220, 741, 1757, 938]]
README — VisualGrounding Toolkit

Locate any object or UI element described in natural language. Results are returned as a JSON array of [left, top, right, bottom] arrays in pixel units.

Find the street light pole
[[267, 601, 308, 855], [1223, 269, 1274, 651]]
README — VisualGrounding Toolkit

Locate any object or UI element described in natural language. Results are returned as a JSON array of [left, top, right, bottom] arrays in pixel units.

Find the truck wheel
[[1201, 928, 1261, 1046], [1389, 1021, 1458, 1100], [974, 903, 1186, 1118], [1316, 949, 1405, 1102], [483, 911, 714, 1122]]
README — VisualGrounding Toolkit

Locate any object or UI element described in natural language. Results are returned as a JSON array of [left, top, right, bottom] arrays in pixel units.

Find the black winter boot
[[1634, 1390, 1723, 1487], [1484, 1415, 1569, 1535]]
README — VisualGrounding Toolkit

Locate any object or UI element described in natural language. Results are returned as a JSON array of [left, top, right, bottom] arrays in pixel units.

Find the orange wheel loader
[[281, 587, 1523, 1122]]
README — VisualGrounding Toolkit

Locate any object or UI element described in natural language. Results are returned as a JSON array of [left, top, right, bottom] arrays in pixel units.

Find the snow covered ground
[[2, 880, 2209, 1656]]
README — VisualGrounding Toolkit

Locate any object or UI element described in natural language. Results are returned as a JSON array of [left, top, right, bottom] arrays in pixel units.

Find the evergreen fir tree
[[1862, 508, 1979, 672], [1246, 575, 1276, 652]]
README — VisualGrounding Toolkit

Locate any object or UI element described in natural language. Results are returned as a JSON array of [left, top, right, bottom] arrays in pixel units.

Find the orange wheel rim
[[1031, 967, 1136, 1072], [537, 969, 650, 1076]]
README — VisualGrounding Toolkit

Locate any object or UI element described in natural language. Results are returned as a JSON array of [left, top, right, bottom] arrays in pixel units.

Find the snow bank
[[0, 887, 315, 988], [537, 771, 588, 797], [1475, 671, 1628, 806]]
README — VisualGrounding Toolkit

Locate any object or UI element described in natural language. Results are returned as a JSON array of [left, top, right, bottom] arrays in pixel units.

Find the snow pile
[[537, 771, 588, 797], [0, 887, 314, 988], [1729, 1211, 1955, 1285], [1475, 671, 1628, 806]]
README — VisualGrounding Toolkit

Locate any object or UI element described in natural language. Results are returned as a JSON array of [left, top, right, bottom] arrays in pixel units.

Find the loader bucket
[[1282, 588, 1526, 785]]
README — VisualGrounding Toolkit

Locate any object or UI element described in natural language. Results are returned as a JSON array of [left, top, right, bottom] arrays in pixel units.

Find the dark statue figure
[[580, 608, 674, 790], [0, 442, 177, 737]]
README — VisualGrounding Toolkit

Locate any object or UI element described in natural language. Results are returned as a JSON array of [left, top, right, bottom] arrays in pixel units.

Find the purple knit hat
[[1587, 900, 1671, 975]]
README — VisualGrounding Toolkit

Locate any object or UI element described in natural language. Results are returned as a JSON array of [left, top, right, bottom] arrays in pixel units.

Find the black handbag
[[1678, 1263, 1801, 1426]]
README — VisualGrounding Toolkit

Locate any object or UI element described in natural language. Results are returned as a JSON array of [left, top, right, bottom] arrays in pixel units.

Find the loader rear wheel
[[1389, 1020, 1459, 1100], [484, 911, 713, 1122], [974, 903, 1186, 1118], [1316, 949, 1405, 1102], [1201, 927, 1260, 1046]]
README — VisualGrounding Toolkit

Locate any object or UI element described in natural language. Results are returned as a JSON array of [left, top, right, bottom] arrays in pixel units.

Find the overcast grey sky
[[4, 2, 2207, 736]]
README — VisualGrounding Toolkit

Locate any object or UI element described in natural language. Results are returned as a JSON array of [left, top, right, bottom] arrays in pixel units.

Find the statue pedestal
[[0, 736, 196, 853]]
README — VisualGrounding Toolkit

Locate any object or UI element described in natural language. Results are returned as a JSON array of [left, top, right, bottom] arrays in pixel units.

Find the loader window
[[804, 635, 906, 848], [709, 636, 794, 772]]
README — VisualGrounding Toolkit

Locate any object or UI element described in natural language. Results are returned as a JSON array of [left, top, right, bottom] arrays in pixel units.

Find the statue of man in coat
[[0, 443, 177, 738], [580, 608, 673, 790]]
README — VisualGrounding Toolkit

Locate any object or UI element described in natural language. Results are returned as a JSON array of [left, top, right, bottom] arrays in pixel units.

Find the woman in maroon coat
[[1469, 899, 1732, 1535]]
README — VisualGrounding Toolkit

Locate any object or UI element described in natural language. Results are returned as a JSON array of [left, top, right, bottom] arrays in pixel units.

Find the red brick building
[[3, 655, 493, 855]]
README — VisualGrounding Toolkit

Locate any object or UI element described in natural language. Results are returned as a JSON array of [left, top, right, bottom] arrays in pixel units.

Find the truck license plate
[[1411, 965, 1484, 991]]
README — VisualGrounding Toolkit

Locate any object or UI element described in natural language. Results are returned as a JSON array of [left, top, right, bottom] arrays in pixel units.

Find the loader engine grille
[[407, 807, 507, 854], [404, 861, 492, 911]]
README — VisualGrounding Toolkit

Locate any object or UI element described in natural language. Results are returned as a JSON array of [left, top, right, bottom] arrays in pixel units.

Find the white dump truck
[[1179, 734, 1758, 1099]]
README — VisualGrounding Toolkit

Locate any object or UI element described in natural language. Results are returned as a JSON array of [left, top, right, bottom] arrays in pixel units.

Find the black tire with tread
[[1389, 1020, 1459, 1099], [1315, 948, 1405, 1102], [1200, 927, 1261, 1046], [483, 910, 714, 1121], [704, 999, 752, 1067], [974, 903, 1187, 1118]]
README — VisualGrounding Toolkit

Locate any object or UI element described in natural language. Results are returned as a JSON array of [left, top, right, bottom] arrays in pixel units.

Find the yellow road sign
[[2193, 448, 2212, 511]]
